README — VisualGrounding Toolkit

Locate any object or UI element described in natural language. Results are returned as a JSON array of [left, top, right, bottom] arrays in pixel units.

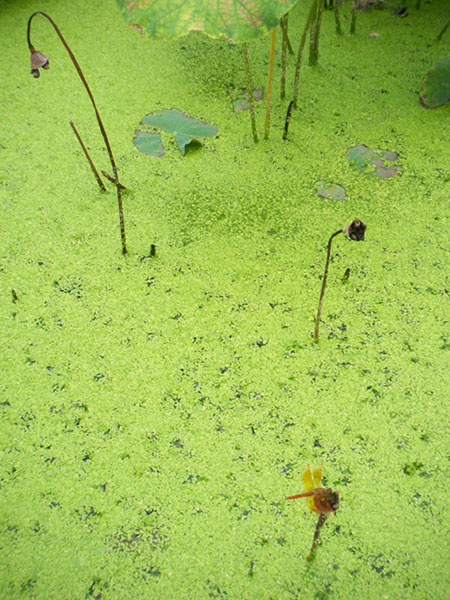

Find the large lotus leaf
[[117, 0, 299, 42], [139, 109, 218, 155], [419, 57, 450, 109], [346, 144, 401, 178]]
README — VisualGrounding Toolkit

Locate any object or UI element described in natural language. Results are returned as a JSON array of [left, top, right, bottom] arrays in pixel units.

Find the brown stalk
[[241, 43, 258, 143], [314, 229, 343, 342], [70, 121, 106, 191], [283, 100, 294, 140], [307, 512, 328, 561]]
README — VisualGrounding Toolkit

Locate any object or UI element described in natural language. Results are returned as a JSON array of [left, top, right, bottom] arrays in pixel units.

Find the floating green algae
[[1, 1, 449, 599]]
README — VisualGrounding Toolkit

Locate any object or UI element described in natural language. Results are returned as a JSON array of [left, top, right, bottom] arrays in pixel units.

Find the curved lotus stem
[[314, 220, 366, 342], [314, 228, 343, 342], [27, 12, 127, 255]]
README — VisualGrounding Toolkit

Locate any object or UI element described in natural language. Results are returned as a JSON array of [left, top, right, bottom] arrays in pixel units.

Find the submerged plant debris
[[135, 109, 218, 156], [233, 88, 263, 112], [315, 181, 346, 200], [346, 144, 402, 178]]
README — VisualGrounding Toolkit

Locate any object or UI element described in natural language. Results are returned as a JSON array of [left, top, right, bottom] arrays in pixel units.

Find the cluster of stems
[[243, 0, 348, 141]]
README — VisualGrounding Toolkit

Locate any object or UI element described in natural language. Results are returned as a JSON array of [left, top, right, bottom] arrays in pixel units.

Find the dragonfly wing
[[308, 495, 318, 513], [302, 466, 314, 492], [313, 465, 323, 488]]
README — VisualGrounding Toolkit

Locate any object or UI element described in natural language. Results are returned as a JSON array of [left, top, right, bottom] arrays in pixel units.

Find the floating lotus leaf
[[136, 109, 218, 156], [419, 57, 450, 109], [133, 131, 164, 157], [346, 144, 401, 178], [233, 88, 263, 112], [315, 181, 346, 200], [117, 0, 299, 42]]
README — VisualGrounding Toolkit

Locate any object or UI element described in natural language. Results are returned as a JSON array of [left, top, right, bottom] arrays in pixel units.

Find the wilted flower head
[[343, 219, 366, 241], [30, 47, 49, 78]]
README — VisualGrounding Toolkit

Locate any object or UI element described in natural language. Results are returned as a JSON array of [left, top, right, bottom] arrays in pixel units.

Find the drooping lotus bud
[[343, 219, 366, 241], [30, 48, 49, 78]]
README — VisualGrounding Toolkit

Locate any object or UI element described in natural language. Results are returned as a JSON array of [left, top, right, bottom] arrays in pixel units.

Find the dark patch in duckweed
[[403, 461, 425, 476]]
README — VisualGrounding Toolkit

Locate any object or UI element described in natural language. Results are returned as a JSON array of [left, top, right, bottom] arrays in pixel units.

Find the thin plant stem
[[70, 121, 106, 191], [280, 14, 289, 100], [286, 31, 294, 56], [309, 0, 324, 66], [334, 2, 342, 35], [282, 13, 295, 56], [416, 0, 421, 9], [306, 513, 328, 561], [283, 100, 294, 140], [101, 170, 126, 191], [264, 28, 277, 140], [293, 0, 318, 109], [27, 11, 127, 254], [314, 0, 325, 63], [309, 16, 316, 67], [350, 3, 357, 35], [437, 18, 450, 41], [314, 229, 343, 342], [241, 43, 258, 143]]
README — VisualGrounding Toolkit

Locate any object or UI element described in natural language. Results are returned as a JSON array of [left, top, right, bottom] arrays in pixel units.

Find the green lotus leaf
[[117, 0, 299, 42], [315, 181, 346, 200], [139, 109, 218, 155], [419, 57, 450, 109], [346, 144, 401, 178], [133, 131, 164, 157]]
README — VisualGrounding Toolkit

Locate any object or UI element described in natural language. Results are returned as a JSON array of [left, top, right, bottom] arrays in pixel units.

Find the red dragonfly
[[286, 464, 339, 515]]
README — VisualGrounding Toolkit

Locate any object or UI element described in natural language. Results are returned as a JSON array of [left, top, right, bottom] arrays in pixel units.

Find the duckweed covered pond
[[1, 0, 449, 598]]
